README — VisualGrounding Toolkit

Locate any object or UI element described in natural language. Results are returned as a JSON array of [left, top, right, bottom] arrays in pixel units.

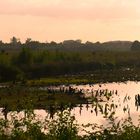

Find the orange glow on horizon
[[0, 0, 140, 43]]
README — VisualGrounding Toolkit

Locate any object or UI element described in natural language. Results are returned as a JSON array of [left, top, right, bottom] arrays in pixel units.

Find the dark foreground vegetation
[[0, 108, 140, 140]]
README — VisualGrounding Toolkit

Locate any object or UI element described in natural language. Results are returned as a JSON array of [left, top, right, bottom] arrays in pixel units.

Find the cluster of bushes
[[0, 109, 140, 140], [1, 46, 140, 82]]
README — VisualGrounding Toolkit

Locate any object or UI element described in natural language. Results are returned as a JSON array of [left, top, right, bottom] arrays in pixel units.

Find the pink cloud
[[0, 0, 139, 20]]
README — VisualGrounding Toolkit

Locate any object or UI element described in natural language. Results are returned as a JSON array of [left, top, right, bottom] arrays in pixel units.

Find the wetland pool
[[1, 81, 140, 130]]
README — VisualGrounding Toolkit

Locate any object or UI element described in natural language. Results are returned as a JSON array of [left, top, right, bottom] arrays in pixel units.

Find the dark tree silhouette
[[131, 40, 140, 51], [10, 36, 21, 46]]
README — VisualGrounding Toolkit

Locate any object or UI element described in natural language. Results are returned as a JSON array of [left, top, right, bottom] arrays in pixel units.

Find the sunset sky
[[0, 0, 140, 43]]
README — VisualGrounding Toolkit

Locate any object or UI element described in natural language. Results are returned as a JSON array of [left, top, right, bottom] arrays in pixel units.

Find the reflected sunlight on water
[[1, 81, 140, 128]]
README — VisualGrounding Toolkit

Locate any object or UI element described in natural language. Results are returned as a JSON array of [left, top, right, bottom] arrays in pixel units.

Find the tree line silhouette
[[0, 37, 139, 82]]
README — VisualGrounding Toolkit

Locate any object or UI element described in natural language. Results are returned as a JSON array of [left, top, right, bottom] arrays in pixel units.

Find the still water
[[73, 81, 140, 126], [1, 81, 140, 127]]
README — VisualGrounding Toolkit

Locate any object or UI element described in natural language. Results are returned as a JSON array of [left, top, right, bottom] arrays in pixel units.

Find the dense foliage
[[0, 38, 139, 83], [1, 45, 140, 83], [0, 109, 140, 140]]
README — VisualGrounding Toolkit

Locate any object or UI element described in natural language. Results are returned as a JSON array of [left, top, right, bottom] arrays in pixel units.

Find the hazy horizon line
[[1, 38, 134, 44]]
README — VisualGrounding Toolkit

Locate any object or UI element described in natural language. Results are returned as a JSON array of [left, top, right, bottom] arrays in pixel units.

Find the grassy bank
[[26, 68, 140, 86]]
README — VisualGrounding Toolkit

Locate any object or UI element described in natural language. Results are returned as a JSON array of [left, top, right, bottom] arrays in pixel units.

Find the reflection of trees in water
[[2, 104, 9, 120], [37, 88, 118, 118], [135, 94, 140, 111], [43, 85, 84, 95], [46, 103, 75, 119], [49, 105, 55, 119], [1, 91, 139, 121], [78, 102, 117, 118], [77, 90, 136, 117], [45, 89, 118, 118], [2, 87, 139, 120]]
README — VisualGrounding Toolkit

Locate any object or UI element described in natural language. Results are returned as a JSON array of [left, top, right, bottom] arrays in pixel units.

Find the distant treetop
[[131, 40, 140, 51]]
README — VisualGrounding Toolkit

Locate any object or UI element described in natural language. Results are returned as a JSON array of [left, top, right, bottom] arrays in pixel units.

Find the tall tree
[[10, 36, 21, 46]]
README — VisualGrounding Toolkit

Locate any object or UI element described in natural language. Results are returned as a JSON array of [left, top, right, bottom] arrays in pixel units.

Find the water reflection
[[135, 94, 140, 111], [1, 81, 140, 127]]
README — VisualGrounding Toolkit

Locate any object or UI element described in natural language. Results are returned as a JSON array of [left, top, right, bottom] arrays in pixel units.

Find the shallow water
[[1, 81, 140, 127], [73, 81, 140, 125], [34, 81, 140, 128]]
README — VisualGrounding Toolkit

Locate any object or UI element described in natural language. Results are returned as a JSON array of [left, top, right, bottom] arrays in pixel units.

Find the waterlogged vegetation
[[0, 82, 140, 139], [1, 39, 140, 139], [0, 85, 87, 112], [0, 94, 140, 140]]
